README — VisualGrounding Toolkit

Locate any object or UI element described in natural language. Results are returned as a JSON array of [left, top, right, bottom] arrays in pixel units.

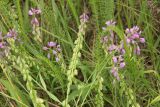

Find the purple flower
[[108, 45, 117, 52], [35, 9, 41, 14], [28, 10, 34, 16], [55, 57, 59, 62], [112, 56, 118, 63], [0, 42, 4, 48], [28, 8, 41, 16], [31, 18, 39, 26], [101, 36, 108, 43], [121, 48, 125, 55], [125, 28, 130, 34], [126, 38, 131, 44], [57, 48, 61, 52], [120, 62, 125, 68], [111, 67, 117, 73], [6, 29, 17, 39], [137, 46, 141, 55], [125, 26, 143, 44], [113, 72, 120, 80], [43, 41, 61, 63], [53, 50, 57, 55], [80, 13, 89, 23], [105, 20, 116, 26], [130, 26, 139, 34], [134, 46, 141, 55], [6, 33, 12, 37], [113, 71, 118, 77], [111, 67, 120, 80], [125, 26, 145, 56], [48, 42, 56, 47], [140, 38, 145, 43], [131, 33, 140, 39]]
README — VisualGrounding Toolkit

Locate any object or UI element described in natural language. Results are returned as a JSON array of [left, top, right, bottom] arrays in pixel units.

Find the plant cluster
[[0, 0, 159, 107]]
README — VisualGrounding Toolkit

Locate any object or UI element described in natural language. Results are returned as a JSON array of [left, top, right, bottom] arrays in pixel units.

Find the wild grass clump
[[0, 0, 160, 107]]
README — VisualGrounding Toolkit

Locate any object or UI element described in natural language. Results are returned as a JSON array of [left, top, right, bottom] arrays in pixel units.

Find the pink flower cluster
[[43, 41, 61, 62], [0, 29, 18, 49], [101, 20, 125, 81], [125, 26, 145, 55], [28, 8, 41, 26], [101, 21, 146, 81]]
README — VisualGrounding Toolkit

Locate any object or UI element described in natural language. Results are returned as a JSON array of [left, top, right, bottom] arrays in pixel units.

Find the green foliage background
[[0, 0, 160, 107]]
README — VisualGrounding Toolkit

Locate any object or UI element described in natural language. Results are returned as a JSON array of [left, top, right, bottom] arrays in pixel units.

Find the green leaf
[[46, 91, 61, 104], [150, 95, 160, 105], [39, 74, 47, 90], [0, 79, 30, 107]]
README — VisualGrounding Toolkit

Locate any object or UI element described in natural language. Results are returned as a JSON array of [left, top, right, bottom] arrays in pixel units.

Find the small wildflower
[[55, 57, 59, 62], [120, 48, 125, 55], [101, 36, 108, 43], [110, 67, 117, 73], [48, 42, 56, 47], [113, 71, 118, 77], [31, 18, 39, 26], [120, 62, 125, 68], [28, 10, 33, 16], [108, 45, 117, 52], [112, 56, 118, 64], [57, 48, 61, 52], [105, 20, 116, 26], [131, 33, 140, 39], [126, 38, 131, 44], [43, 41, 61, 62], [0, 42, 4, 48], [52, 50, 57, 55], [134, 46, 141, 55], [125, 26, 145, 56], [140, 38, 145, 43], [111, 67, 120, 81], [102, 22, 145, 81], [130, 26, 140, 34], [6, 29, 17, 39], [125, 28, 130, 34], [101, 20, 130, 81], [28, 8, 41, 16], [80, 13, 89, 23]]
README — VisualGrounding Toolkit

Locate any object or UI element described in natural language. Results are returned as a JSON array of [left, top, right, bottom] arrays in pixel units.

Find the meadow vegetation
[[0, 0, 160, 107]]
